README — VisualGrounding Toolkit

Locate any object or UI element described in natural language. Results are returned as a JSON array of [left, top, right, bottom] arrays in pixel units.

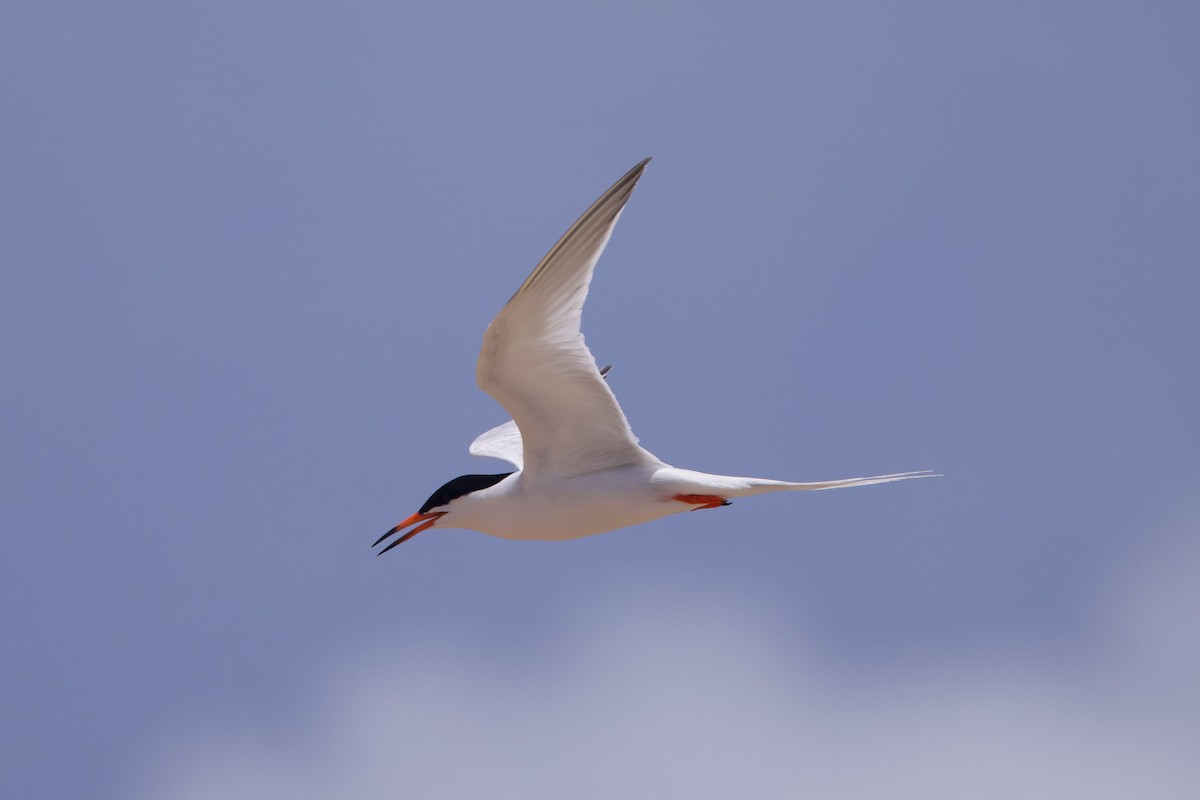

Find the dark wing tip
[[626, 157, 651, 182]]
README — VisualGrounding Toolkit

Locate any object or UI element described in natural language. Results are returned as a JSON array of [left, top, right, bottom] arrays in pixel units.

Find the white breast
[[443, 464, 693, 541]]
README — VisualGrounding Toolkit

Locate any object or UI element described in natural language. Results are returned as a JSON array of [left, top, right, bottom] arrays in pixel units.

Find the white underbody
[[437, 462, 928, 541]]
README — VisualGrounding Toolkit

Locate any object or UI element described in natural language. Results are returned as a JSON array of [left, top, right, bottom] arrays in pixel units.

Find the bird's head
[[373, 472, 514, 554]]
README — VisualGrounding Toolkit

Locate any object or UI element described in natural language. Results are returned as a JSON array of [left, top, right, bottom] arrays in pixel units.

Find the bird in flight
[[375, 159, 932, 553]]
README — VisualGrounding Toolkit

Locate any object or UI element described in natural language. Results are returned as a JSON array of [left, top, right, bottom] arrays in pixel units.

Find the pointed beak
[[373, 511, 446, 555]]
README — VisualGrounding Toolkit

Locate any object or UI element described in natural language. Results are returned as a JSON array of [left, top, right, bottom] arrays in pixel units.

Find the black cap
[[419, 473, 514, 514]]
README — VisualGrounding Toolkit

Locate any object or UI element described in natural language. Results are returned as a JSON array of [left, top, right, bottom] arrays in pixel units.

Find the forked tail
[[781, 469, 938, 491], [722, 470, 939, 498]]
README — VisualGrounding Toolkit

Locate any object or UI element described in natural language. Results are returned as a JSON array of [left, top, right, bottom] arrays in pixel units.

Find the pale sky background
[[3, 2, 1199, 798]]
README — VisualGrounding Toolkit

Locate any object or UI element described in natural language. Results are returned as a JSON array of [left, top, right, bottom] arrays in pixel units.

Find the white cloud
[[137, 528, 1200, 800]]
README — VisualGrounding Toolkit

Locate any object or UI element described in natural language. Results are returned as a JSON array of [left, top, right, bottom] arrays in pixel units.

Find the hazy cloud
[[135, 516, 1200, 800]]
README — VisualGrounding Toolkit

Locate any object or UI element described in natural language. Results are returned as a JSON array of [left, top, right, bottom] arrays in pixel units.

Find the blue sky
[[3, 1, 1198, 797]]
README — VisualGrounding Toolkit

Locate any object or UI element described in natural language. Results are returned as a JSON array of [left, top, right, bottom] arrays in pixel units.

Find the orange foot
[[674, 494, 732, 510]]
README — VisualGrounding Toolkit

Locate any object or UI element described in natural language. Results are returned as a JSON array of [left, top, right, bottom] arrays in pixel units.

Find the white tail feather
[[712, 470, 939, 498], [783, 470, 939, 491]]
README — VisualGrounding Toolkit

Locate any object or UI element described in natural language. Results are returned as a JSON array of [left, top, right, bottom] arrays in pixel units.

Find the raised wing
[[468, 365, 615, 471], [476, 162, 660, 478]]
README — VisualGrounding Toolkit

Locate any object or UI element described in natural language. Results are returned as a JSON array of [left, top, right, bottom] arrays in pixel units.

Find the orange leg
[[674, 494, 732, 510]]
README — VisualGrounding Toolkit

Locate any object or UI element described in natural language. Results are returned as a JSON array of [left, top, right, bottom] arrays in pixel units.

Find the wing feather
[[468, 420, 524, 469], [468, 366, 615, 470], [476, 161, 659, 478]]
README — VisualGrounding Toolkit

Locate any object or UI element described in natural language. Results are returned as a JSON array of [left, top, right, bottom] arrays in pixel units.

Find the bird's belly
[[466, 473, 684, 541]]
